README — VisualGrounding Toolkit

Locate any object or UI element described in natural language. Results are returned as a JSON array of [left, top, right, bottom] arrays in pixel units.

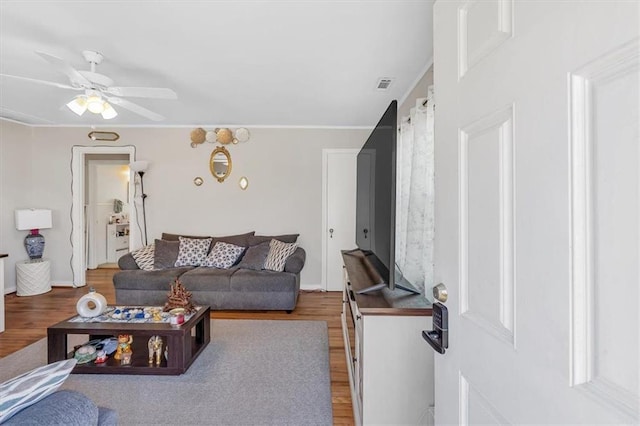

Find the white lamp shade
[[15, 209, 52, 231], [129, 160, 149, 172], [101, 102, 118, 119], [66, 97, 87, 116]]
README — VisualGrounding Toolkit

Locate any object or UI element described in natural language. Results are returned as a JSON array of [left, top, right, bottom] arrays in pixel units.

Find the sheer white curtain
[[396, 86, 435, 294]]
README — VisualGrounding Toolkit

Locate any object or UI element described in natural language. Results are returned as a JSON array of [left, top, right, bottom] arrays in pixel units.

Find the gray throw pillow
[[153, 239, 179, 270], [237, 241, 270, 270]]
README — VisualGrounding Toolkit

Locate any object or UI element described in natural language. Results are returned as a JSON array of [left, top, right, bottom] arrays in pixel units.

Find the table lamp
[[15, 209, 52, 260]]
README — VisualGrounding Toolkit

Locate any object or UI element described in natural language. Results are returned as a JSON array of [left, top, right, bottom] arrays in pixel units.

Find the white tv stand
[[341, 250, 434, 425]]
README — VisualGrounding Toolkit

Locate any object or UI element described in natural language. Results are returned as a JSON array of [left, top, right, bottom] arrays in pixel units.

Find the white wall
[[0, 122, 368, 289], [0, 121, 33, 293]]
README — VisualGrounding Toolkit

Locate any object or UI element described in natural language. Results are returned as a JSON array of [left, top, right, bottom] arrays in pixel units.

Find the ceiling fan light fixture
[[101, 102, 117, 119], [66, 96, 87, 116], [86, 94, 105, 114]]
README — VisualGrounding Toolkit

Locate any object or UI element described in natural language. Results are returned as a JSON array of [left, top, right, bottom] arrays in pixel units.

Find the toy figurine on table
[[114, 334, 133, 361]]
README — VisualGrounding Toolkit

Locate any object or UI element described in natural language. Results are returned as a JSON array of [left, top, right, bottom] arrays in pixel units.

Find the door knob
[[329, 228, 334, 238], [432, 283, 448, 303]]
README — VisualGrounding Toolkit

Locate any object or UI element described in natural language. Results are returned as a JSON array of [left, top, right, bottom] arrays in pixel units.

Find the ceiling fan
[[0, 50, 177, 121]]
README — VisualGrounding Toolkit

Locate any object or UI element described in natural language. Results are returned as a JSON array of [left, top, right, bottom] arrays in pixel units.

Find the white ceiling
[[0, 1, 434, 128]]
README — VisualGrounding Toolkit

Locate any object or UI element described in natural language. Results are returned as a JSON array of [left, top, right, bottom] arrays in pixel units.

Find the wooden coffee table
[[47, 306, 210, 375]]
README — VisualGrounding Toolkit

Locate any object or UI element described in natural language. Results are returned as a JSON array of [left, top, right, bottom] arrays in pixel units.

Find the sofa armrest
[[4, 390, 102, 425], [118, 253, 139, 270], [284, 247, 306, 274]]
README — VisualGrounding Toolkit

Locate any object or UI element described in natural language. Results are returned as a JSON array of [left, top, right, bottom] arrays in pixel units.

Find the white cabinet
[[107, 223, 129, 263], [341, 251, 435, 425]]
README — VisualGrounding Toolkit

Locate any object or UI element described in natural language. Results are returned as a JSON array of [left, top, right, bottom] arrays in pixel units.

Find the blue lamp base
[[24, 229, 45, 260]]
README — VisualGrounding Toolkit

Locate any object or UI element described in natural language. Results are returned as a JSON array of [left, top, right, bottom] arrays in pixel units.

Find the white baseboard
[[300, 283, 325, 291], [52, 281, 84, 288], [4, 285, 16, 295]]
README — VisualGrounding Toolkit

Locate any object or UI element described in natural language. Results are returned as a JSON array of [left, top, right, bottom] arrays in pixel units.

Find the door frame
[[321, 148, 359, 291], [71, 146, 136, 287]]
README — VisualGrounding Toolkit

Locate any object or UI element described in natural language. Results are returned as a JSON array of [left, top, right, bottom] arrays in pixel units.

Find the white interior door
[[433, 1, 639, 424], [323, 149, 358, 291]]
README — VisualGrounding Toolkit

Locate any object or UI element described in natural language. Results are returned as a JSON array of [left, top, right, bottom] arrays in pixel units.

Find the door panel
[[324, 150, 357, 291], [434, 1, 639, 424]]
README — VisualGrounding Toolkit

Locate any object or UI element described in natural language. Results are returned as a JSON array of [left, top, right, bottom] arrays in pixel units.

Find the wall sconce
[[88, 131, 120, 141], [239, 176, 249, 190]]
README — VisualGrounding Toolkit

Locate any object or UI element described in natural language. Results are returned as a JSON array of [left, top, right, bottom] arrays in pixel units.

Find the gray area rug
[[0, 319, 333, 425]]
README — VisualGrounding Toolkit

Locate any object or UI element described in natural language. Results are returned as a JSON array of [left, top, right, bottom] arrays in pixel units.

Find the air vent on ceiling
[[376, 77, 394, 91]]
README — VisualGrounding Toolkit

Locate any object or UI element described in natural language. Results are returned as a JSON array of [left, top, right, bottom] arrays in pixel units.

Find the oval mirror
[[209, 146, 232, 182]]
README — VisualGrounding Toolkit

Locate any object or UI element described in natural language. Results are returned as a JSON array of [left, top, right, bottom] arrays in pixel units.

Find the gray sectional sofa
[[113, 232, 305, 312]]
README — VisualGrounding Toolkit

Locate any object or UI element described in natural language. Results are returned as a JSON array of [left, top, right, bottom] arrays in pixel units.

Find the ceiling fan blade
[[35, 51, 91, 86], [106, 86, 177, 99], [0, 73, 81, 90], [107, 96, 165, 121]]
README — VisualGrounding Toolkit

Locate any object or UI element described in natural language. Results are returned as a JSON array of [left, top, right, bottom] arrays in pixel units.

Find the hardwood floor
[[0, 269, 355, 425]]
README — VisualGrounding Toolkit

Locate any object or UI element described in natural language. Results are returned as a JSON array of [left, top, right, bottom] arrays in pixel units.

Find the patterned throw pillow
[[131, 244, 155, 271], [263, 239, 298, 272], [174, 236, 212, 267], [202, 241, 246, 269], [0, 359, 77, 423]]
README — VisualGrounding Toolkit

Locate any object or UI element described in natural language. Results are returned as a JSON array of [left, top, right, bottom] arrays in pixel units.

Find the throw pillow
[[236, 242, 271, 270], [153, 239, 180, 270], [202, 241, 246, 269], [131, 244, 155, 271], [0, 359, 77, 423], [174, 236, 212, 267], [263, 239, 298, 272]]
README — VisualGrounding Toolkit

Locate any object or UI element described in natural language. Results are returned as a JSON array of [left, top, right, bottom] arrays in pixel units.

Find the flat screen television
[[353, 100, 419, 295]]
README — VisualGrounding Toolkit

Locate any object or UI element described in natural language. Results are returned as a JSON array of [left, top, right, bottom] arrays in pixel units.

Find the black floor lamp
[[129, 160, 149, 246]]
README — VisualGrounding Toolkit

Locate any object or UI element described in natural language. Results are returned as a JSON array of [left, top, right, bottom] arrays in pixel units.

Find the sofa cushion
[[212, 232, 255, 248], [131, 244, 155, 271], [175, 237, 212, 267], [236, 241, 270, 270], [202, 242, 245, 269], [230, 269, 297, 293], [113, 267, 193, 290], [162, 231, 255, 248], [161, 232, 212, 241], [264, 239, 298, 272], [248, 233, 299, 246], [0, 359, 77, 423], [179, 267, 237, 292], [153, 239, 179, 270]]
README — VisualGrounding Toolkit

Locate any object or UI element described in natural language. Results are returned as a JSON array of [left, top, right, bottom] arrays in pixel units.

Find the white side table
[[16, 259, 51, 296]]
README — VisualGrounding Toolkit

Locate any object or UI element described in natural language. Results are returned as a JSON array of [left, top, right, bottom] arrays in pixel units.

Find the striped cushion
[[0, 359, 77, 423], [263, 239, 298, 272], [131, 244, 155, 271]]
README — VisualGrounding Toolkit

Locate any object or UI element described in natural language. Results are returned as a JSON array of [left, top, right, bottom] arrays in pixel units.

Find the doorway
[[85, 155, 130, 269], [71, 146, 136, 287], [322, 149, 358, 291]]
